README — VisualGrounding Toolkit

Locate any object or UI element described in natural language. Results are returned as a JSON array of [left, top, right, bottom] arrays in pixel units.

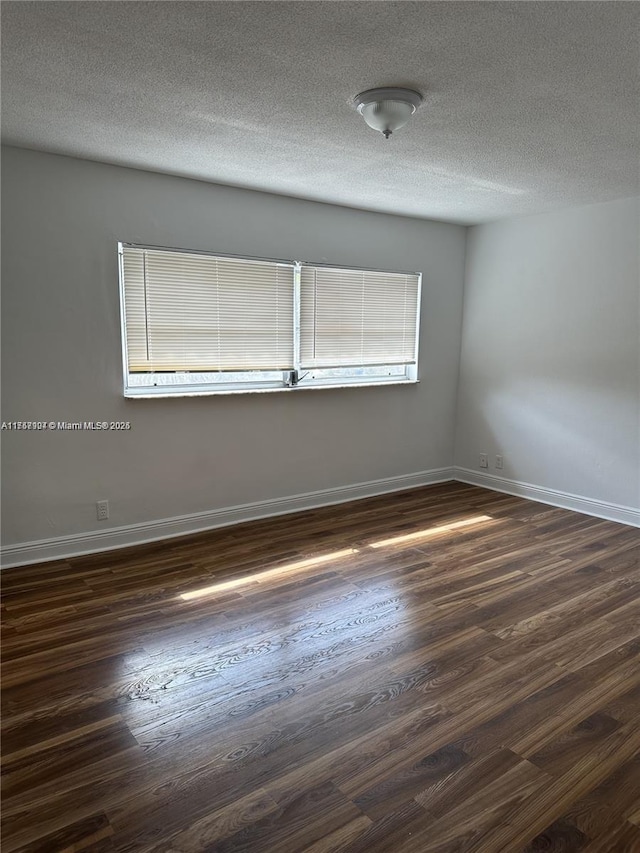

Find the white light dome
[[353, 87, 423, 139]]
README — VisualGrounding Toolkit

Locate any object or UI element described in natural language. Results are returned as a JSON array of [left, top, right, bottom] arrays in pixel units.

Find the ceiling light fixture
[[353, 87, 423, 139]]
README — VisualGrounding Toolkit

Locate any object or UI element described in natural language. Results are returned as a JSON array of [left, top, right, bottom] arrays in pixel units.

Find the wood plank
[[580, 822, 640, 853], [475, 720, 640, 851]]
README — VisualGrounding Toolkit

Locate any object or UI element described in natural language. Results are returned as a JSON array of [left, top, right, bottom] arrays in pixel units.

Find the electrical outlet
[[479, 453, 488, 469], [96, 500, 109, 521], [495, 454, 504, 470]]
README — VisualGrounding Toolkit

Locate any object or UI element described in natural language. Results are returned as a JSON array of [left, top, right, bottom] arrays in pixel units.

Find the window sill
[[124, 378, 419, 399]]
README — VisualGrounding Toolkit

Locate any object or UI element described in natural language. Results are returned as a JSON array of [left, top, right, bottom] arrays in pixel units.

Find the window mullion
[[293, 262, 301, 375], [413, 272, 423, 367]]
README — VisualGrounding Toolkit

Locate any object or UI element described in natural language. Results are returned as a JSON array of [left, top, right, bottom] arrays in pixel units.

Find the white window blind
[[119, 243, 421, 396], [299, 265, 420, 369], [122, 246, 295, 372]]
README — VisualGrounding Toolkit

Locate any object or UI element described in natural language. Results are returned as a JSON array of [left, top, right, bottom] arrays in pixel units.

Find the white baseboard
[[4, 466, 637, 569], [0, 468, 455, 568], [454, 467, 640, 528]]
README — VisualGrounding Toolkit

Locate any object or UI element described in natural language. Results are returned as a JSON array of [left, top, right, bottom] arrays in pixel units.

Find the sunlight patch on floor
[[178, 515, 494, 601], [179, 548, 359, 600], [368, 514, 494, 548]]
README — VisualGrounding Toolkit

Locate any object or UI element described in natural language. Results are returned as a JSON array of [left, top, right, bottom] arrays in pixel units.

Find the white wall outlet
[[479, 453, 488, 468], [96, 499, 109, 521], [495, 454, 504, 470]]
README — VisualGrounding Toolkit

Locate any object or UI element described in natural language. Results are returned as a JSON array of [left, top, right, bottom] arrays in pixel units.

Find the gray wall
[[455, 196, 640, 509], [1, 147, 466, 547]]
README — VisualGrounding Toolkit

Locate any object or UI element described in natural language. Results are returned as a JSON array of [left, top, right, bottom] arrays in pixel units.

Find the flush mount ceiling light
[[353, 87, 423, 139]]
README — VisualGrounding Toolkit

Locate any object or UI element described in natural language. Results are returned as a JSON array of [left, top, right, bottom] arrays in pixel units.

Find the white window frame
[[119, 242, 422, 398]]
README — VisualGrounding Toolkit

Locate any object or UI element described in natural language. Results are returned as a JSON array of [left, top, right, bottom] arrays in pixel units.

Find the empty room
[[1, 1, 639, 851]]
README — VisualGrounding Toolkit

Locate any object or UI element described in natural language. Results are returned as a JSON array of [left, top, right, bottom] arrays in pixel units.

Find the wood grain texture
[[1, 482, 639, 852]]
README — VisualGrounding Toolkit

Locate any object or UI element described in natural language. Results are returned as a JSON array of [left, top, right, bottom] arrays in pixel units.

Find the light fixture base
[[353, 87, 423, 111]]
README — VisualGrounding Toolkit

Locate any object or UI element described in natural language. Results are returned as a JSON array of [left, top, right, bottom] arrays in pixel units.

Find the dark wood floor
[[2, 482, 640, 853]]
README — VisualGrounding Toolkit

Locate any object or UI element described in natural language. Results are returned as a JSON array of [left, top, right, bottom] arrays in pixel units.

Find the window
[[119, 243, 421, 397]]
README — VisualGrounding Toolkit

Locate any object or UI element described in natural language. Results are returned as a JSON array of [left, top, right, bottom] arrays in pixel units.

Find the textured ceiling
[[2, 1, 639, 224]]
